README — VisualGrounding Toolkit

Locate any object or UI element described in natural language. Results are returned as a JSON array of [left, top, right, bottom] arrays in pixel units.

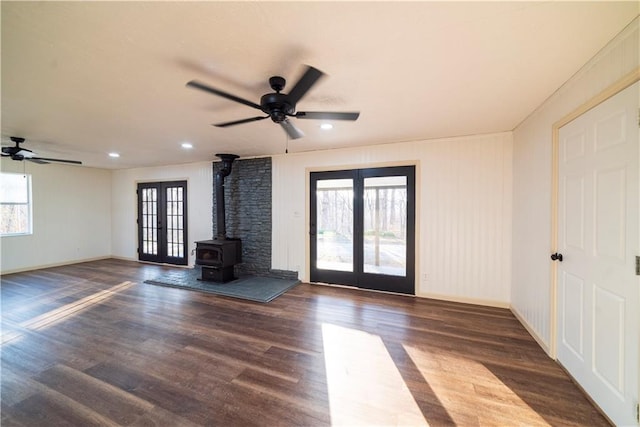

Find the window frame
[[0, 172, 33, 237]]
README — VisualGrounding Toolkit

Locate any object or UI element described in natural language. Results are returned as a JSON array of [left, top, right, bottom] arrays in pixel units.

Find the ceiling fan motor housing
[[260, 92, 295, 123]]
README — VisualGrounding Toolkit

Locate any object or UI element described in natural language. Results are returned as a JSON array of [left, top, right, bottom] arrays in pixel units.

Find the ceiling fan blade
[[2, 147, 33, 156], [186, 80, 262, 110], [280, 119, 304, 140], [31, 157, 82, 165], [287, 65, 325, 105], [26, 158, 50, 164], [295, 111, 360, 121], [214, 116, 269, 128]]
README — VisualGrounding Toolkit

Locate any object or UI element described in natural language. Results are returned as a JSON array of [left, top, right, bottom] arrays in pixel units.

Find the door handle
[[550, 253, 563, 262]]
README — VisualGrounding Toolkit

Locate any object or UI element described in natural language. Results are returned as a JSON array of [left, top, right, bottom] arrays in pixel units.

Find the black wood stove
[[195, 154, 242, 282]]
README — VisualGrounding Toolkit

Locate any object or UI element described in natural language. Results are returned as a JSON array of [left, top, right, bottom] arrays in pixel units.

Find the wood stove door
[[310, 166, 415, 295], [137, 181, 188, 265]]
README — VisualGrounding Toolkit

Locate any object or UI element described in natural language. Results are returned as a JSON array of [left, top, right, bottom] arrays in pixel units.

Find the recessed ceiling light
[[108, 152, 120, 158], [320, 123, 333, 130], [181, 142, 193, 149]]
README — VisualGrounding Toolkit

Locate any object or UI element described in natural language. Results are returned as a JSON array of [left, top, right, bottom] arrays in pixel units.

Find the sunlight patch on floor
[[402, 344, 550, 425], [1, 281, 133, 345], [322, 323, 428, 426]]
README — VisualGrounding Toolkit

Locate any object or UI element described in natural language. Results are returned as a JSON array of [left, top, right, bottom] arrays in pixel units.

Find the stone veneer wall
[[212, 157, 297, 280]]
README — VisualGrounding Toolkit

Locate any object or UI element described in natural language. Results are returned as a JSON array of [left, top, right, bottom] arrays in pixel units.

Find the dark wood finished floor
[[1, 259, 608, 426]]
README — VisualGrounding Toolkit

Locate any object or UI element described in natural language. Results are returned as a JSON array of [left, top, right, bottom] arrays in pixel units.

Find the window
[[1, 172, 32, 236]]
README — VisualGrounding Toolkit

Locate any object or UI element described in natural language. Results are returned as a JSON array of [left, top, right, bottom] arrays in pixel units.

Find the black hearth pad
[[144, 268, 299, 303]]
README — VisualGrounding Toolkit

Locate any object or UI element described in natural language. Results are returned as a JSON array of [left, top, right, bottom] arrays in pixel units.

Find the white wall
[[110, 161, 213, 266], [273, 132, 513, 306], [511, 17, 639, 352], [0, 159, 112, 273]]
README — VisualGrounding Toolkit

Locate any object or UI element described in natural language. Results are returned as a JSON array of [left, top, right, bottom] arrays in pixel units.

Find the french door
[[310, 166, 415, 294], [137, 181, 188, 265]]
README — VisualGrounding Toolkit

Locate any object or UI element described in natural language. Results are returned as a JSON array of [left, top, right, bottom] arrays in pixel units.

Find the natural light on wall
[[0, 172, 32, 236], [321, 323, 428, 426]]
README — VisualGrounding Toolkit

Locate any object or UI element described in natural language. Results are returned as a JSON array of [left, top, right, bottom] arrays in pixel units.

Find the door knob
[[550, 253, 563, 262]]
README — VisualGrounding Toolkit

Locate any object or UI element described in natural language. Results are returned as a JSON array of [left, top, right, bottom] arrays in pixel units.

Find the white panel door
[[557, 81, 639, 426]]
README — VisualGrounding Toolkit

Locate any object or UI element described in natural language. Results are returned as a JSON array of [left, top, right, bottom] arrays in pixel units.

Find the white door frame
[[549, 69, 639, 425], [550, 67, 639, 359]]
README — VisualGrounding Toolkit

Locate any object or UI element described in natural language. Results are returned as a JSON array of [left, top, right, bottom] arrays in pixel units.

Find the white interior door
[[557, 81, 639, 426]]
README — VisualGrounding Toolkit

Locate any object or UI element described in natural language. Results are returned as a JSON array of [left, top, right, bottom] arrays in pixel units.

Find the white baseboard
[[109, 255, 137, 262], [419, 291, 510, 309], [0, 256, 111, 275], [1, 256, 196, 275], [510, 304, 551, 357], [136, 259, 193, 269], [308, 283, 510, 309], [111, 255, 194, 269]]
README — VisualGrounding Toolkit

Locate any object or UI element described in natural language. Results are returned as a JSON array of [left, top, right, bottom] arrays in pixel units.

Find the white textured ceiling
[[1, 1, 638, 169]]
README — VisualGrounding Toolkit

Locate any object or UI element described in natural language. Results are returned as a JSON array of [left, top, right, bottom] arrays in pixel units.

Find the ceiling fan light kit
[[187, 65, 360, 140]]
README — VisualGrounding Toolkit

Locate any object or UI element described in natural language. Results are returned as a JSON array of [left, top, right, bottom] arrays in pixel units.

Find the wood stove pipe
[[214, 153, 239, 240]]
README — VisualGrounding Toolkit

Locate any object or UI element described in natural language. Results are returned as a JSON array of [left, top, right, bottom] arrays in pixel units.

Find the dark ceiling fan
[[186, 65, 360, 139], [1, 137, 82, 165]]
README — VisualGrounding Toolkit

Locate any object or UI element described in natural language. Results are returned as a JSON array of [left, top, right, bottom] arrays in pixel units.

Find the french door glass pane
[[142, 188, 158, 255], [316, 179, 354, 272], [363, 176, 407, 276], [166, 186, 185, 258]]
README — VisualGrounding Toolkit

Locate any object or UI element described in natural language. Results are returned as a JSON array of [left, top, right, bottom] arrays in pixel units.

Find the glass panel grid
[[141, 188, 158, 255], [166, 186, 184, 258]]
